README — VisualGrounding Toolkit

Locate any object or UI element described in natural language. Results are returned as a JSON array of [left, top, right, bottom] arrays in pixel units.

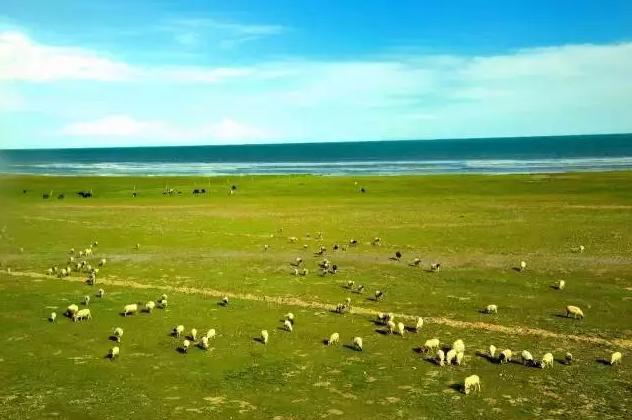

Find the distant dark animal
[[193, 189, 200, 194], [22, 189, 27, 194], [360, 188, 366, 193], [356, 285, 365, 294], [200, 188, 206, 193], [132, 192, 137, 197], [231, 185, 237, 190], [349, 239, 358, 246], [333, 244, 339, 251], [42, 193, 51, 199], [77, 191, 92, 198], [57, 193, 64, 200], [395, 251, 402, 260]]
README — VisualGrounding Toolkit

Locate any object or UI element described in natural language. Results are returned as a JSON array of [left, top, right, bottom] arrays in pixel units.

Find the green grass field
[[0, 172, 630, 419]]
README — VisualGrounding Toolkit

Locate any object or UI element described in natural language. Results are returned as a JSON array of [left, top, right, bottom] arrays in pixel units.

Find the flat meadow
[[0, 172, 630, 419]]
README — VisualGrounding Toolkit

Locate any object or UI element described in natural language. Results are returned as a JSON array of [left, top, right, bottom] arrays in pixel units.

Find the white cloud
[[61, 115, 267, 143], [0, 32, 135, 81]]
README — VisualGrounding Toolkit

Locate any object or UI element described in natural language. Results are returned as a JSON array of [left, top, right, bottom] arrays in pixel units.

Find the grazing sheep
[[347, 280, 355, 289], [190, 328, 197, 341], [485, 304, 498, 314], [521, 350, 535, 366], [96, 289, 105, 298], [113, 327, 124, 342], [160, 294, 168, 301], [46, 268, 53, 275], [394, 251, 402, 260], [200, 336, 209, 350], [414, 317, 424, 332], [284, 313, 295, 323], [182, 340, 191, 353], [374, 290, 384, 301], [261, 330, 269, 344], [540, 353, 554, 368], [611, 352, 622, 365], [66, 304, 79, 317], [49, 312, 57, 323], [109, 346, 120, 359], [396, 322, 405, 336], [145, 301, 155, 313], [73, 308, 91, 322], [335, 303, 348, 313], [387, 320, 396, 334], [464, 375, 481, 395], [299, 268, 309, 276], [566, 305, 584, 319], [345, 297, 351, 306], [135, 243, 140, 250], [520, 261, 527, 271], [565, 352, 573, 364], [158, 299, 167, 308], [489, 345, 497, 359], [328, 332, 340, 345], [99, 258, 107, 266], [206, 329, 216, 339], [83, 296, 90, 306], [264, 244, 269, 251], [288, 236, 298, 243], [221, 297, 229, 306], [557, 280, 566, 290], [437, 349, 445, 366], [69, 248, 75, 254], [456, 351, 465, 366], [453, 339, 465, 353], [372, 237, 382, 246], [423, 338, 440, 353], [173, 325, 184, 338], [353, 336, 363, 351], [430, 263, 441, 272], [446, 349, 457, 365], [284, 320, 293, 332], [499, 349, 513, 364], [123, 304, 138, 317], [411, 257, 421, 266], [376, 313, 387, 324]]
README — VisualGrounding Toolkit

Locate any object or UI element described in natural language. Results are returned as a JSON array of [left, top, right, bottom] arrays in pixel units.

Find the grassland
[[0, 172, 630, 419]]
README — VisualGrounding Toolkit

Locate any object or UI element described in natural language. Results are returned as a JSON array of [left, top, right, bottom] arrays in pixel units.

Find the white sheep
[[145, 301, 155, 312], [83, 296, 90, 306], [424, 338, 440, 353], [520, 261, 527, 271], [328, 332, 340, 345], [414, 317, 423, 332], [489, 345, 496, 359], [499, 349, 513, 364], [261, 329, 269, 344], [611, 352, 622, 365], [73, 308, 91, 322], [46, 268, 53, 275], [221, 296, 229, 305], [452, 339, 465, 353], [456, 351, 465, 366], [158, 299, 168, 308], [284, 320, 293, 332], [206, 329, 216, 340], [484, 304, 498, 314], [396, 322, 405, 336], [182, 339, 191, 353], [437, 349, 445, 366], [446, 349, 457, 365], [387, 320, 396, 334], [96, 288, 105, 298], [200, 336, 209, 350], [565, 352, 573, 364], [109, 346, 120, 359], [160, 294, 168, 301], [353, 336, 363, 351], [66, 304, 79, 317], [566, 305, 584, 319], [99, 258, 107, 266], [540, 352, 554, 368], [190, 328, 198, 341], [113, 327, 124, 342], [49, 312, 57, 322], [173, 325, 185, 338], [123, 303, 138, 317], [521, 350, 534, 366], [557, 280, 566, 290], [284, 313, 295, 323], [464, 375, 481, 395]]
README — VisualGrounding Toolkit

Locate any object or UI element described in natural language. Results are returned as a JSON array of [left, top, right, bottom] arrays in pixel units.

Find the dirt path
[[3, 269, 631, 349]]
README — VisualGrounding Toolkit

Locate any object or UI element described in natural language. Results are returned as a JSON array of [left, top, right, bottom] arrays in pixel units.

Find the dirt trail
[[3, 269, 631, 349]]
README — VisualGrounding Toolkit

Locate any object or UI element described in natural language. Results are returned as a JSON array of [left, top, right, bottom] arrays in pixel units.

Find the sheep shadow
[[176, 347, 188, 354], [422, 357, 440, 366], [512, 267, 523, 272], [104, 354, 117, 360], [374, 328, 390, 336], [412, 347, 425, 354], [276, 326, 291, 332], [596, 358, 611, 366], [476, 351, 498, 364], [322, 338, 330, 345], [217, 301, 229, 307], [549, 285, 562, 290], [553, 314, 574, 319], [448, 383, 463, 393], [343, 344, 361, 352], [388, 257, 400, 261], [109, 335, 120, 342]]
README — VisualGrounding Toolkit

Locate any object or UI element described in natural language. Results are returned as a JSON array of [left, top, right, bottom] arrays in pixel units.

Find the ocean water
[[1, 134, 631, 176]]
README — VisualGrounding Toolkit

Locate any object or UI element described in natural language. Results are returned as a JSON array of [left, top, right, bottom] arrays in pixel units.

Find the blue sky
[[1, 0, 632, 149]]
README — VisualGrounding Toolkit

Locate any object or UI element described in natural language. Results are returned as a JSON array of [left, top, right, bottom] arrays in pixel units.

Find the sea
[[1, 134, 631, 176]]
